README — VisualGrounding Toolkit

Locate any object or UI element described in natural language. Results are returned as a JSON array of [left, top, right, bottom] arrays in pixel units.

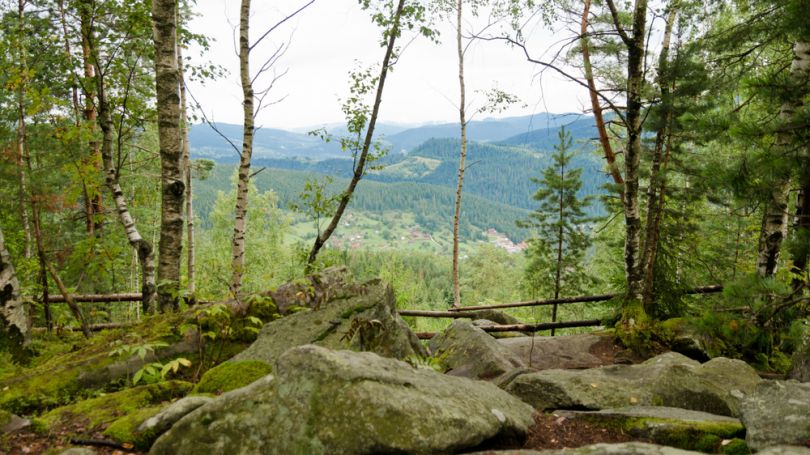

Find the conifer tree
[[519, 126, 594, 334]]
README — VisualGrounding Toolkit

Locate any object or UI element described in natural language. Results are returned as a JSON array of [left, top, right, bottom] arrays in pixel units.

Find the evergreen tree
[[519, 126, 595, 334]]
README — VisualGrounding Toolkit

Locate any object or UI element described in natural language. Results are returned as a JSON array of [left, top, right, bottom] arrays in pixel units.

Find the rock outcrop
[[506, 352, 761, 417], [429, 319, 525, 380], [233, 277, 425, 364], [497, 333, 621, 370], [740, 380, 810, 450], [151, 345, 535, 454]]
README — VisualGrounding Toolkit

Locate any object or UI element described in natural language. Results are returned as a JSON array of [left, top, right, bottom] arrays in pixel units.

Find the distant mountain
[[189, 123, 344, 162], [384, 113, 583, 153], [498, 115, 598, 150], [188, 112, 589, 162]]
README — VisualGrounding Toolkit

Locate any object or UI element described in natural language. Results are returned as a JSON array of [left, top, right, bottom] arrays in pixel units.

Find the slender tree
[[451, 0, 468, 308], [306, 0, 424, 268]]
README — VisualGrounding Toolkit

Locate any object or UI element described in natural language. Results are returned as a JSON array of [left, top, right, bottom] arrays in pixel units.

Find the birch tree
[[152, 0, 185, 311], [306, 0, 435, 268]]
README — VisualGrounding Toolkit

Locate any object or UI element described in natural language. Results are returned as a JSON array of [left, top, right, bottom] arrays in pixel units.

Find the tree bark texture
[[83, 6, 158, 313], [152, 0, 185, 311], [756, 41, 810, 278], [306, 0, 406, 268], [0, 227, 30, 353], [15, 0, 32, 260], [452, 0, 467, 309], [231, 0, 255, 297], [79, 1, 104, 234], [640, 6, 677, 313]]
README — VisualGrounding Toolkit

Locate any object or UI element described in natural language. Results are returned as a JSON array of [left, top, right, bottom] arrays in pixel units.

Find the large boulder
[[553, 406, 744, 452], [151, 345, 535, 454], [506, 352, 761, 417], [740, 380, 810, 450], [497, 333, 621, 370], [259, 266, 356, 315], [233, 278, 425, 364], [429, 319, 525, 380]]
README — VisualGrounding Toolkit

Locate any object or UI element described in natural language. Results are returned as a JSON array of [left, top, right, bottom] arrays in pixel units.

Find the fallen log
[[447, 285, 723, 312]]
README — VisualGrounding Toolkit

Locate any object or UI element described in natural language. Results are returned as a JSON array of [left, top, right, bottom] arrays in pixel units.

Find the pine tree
[[519, 126, 595, 334]]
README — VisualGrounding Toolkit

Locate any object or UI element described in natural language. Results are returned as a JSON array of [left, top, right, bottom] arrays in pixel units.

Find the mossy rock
[[102, 404, 163, 450], [0, 311, 193, 415], [39, 380, 192, 432], [557, 406, 745, 453], [193, 360, 272, 394]]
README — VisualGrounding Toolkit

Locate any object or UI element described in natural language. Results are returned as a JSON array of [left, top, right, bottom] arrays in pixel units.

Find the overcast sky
[[185, 0, 589, 131]]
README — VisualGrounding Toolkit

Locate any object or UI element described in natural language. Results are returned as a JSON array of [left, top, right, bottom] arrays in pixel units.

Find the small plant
[[405, 353, 448, 373], [341, 317, 384, 350], [133, 357, 192, 385], [108, 338, 169, 385]]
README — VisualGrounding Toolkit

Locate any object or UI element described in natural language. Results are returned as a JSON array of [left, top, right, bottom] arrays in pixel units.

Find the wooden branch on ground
[[448, 285, 723, 312], [415, 319, 604, 339], [398, 310, 479, 318], [33, 322, 134, 332], [45, 293, 142, 303]]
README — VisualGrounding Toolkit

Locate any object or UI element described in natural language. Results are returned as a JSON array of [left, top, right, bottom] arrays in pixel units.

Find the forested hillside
[[1, 0, 810, 452]]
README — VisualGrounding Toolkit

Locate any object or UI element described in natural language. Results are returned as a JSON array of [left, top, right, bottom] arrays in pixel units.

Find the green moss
[[0, 311, 192, 415], [40, 380, 192, 430], [103, 405, 163, 450], [193, 360, 272, 394], [577, 414, 744, 453], [721, 438, 750, 455]]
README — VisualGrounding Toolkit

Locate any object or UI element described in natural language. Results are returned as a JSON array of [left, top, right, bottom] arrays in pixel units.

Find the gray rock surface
[[497, 333, 619, 370], [429, 319, 525, 380], [506, 352, 761, 417], [58, 449, 97, 455], [137, 396, 213, 437], [741, 380, 810, 450], [151, 345, 534, 455], [757, 446, 810, 455], [0, 409, 30, 435], [234, 278, 425, 364], [468, 442, 703, 455]]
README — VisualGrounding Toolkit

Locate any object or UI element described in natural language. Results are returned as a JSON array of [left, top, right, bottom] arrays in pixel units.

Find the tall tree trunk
[[619, 0, 649, 308], [756, 41, 810, 278], [78, 1, 104, 235], [231, 0, 254, 297], [452, 0, 467, 309], [580, 0, 623, 197], [84, 8, 157, 313], [0, 226, 30, 357], [306, 0, 406, 269], [178, 43, 195, 298], [152, 0, 185, 311], [640, 6, 677, 314], [15, 0, 31, 260]]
